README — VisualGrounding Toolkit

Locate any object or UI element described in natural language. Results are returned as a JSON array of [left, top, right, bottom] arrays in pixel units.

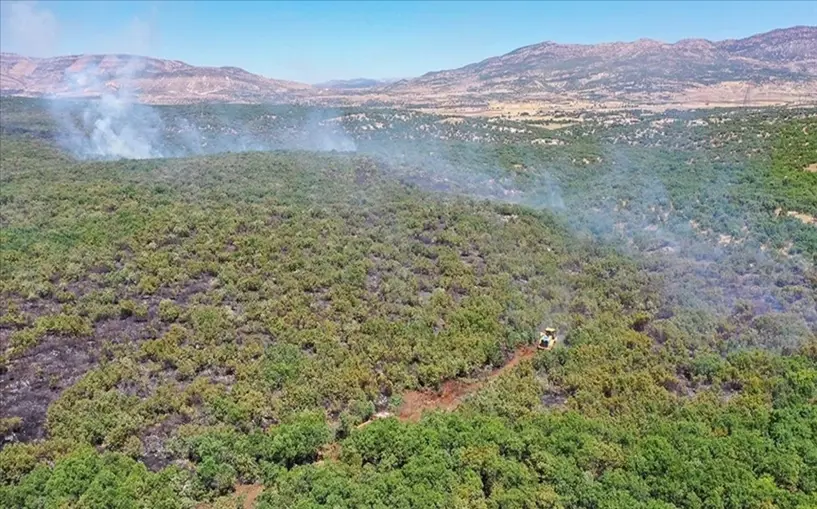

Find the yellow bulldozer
[[537, 327, 557, 351]]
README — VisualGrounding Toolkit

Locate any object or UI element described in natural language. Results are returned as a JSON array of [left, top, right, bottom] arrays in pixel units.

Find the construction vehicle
[[537, 327, 558, 351]]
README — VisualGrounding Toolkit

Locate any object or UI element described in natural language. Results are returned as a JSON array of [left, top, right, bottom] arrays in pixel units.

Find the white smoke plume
[[50, 57, 167, 160], [48, 64, 359, 160], [27, 0, 357, 161]]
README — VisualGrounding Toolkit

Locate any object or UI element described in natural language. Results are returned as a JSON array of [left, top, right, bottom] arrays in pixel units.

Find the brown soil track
[[233, 484, 264, 509], [196, 483, 264, 509], [212, 346, 539, 507], [396, 345, 538, 422]]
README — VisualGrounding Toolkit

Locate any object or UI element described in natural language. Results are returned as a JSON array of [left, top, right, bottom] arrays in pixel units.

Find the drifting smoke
[[48, 56, 357, 161], [367, 137, 815, 346], [50, 58, 167, 160], [31, 65, 816, 347], [300, 109, 358, 153], [0, 0, 59, 58]]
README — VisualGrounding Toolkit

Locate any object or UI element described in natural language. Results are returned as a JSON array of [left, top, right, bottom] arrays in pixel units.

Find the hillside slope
[[0, 102, 816, 507], [1, 26, 815, 109], [0, 53, 313, 105], [383, 26, 817, 106]]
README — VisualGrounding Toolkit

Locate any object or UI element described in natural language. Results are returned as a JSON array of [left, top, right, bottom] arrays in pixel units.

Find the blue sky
[[1, 1, 815, 83]]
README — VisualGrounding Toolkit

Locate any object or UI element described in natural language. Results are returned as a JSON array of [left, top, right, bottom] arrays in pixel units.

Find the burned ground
[[1, 334, 97, 443], [1, 101, 816, 507]]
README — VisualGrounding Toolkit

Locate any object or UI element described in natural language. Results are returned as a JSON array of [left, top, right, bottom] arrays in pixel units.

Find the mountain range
[[1, 26, 815, 110], [0, 53, 311, 105]]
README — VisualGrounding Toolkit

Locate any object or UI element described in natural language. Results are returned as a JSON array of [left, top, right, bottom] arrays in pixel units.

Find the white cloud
[[0, 0, 59, 57]]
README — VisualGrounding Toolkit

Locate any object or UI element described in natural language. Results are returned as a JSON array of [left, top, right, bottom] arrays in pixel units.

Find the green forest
[[0, 98, 815, 508]]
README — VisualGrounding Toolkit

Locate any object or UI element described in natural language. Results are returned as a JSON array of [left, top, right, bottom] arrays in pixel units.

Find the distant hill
[[0, 53, 313, 104], [315, 78, 400, 90], [381, 26, 817, 106], [1, 26, 815, 109]]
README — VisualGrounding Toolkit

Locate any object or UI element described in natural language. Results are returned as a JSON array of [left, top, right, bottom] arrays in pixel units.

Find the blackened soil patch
[[1, 314, 167, 448], [1, 334, 97, 444], [139, 413, 191, 471]]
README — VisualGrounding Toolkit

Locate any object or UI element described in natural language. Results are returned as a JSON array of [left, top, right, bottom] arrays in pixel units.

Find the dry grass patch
[[787, 211, 817, 225]]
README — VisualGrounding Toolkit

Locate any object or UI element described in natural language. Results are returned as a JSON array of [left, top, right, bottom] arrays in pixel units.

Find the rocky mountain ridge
[[0, 53, 312, 105], [381, 26, 817, 104], [1, 26, 815, 108]]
